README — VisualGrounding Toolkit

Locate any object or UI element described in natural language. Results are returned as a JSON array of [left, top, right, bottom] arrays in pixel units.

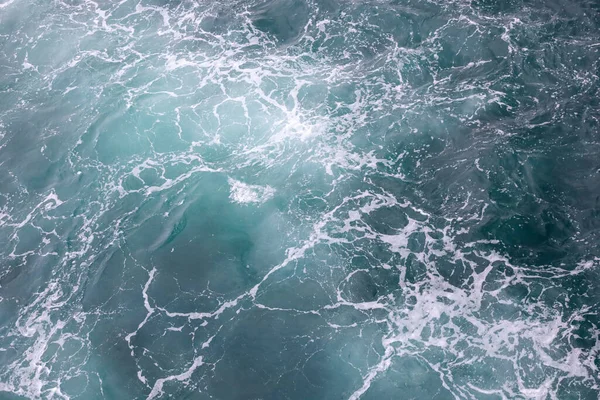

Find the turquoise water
[[1, 0, 600, 398]]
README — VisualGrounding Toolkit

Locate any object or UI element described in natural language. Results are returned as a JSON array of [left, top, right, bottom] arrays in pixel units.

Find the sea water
[[0, 0, 599, 398]]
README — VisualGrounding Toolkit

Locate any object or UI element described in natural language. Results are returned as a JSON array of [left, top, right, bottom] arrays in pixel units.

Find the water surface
[[1, 0, 600, 398]]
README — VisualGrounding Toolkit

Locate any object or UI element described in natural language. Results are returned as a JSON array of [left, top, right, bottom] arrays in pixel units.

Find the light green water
[[1, 0, 600, 398]]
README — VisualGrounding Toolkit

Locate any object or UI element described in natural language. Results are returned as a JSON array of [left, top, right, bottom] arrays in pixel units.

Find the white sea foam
[[228, 178, 275, 204]]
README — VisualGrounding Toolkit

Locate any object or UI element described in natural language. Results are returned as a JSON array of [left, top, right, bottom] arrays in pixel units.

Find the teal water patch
[[1, 0, 600, 398]]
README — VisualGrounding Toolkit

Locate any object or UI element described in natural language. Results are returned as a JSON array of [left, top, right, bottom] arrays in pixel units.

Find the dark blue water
[[1, 0, 600, 398]]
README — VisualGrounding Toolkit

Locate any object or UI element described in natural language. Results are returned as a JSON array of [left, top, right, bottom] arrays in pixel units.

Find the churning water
[[1, 0, 600, 398]]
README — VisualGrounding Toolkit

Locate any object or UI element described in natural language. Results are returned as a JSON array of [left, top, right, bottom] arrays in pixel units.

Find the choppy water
[[1, 0, 600, 398]]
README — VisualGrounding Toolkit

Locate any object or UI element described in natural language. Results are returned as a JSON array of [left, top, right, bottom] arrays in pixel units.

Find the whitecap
[[228, 178, 275, 204]]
